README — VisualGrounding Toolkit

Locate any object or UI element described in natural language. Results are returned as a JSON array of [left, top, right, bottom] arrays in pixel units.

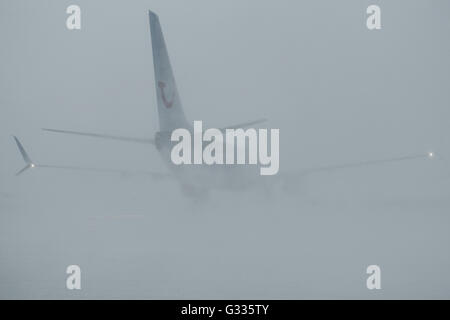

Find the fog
[[1, 0, 450, 299]]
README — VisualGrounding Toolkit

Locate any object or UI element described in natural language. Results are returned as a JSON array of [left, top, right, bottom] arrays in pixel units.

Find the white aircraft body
[[13, 11, 435, 197]]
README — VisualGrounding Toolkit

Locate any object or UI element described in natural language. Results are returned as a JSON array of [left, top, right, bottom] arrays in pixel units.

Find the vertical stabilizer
[[149, 11, 188, 132]]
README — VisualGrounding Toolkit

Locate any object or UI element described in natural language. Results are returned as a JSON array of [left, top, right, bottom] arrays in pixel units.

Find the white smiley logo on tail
[[158, 81, 174, 108]]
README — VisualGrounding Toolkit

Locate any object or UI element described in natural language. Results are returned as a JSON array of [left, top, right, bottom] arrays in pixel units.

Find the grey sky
[[1, 0, 450, 299]]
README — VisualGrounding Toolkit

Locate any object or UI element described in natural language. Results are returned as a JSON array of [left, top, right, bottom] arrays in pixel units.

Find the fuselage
[[154, 130, 261, 191]]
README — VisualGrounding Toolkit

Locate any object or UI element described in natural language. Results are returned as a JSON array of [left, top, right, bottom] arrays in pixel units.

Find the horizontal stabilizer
[[220, 118, 268, 131], [42, 128, 154, 145]]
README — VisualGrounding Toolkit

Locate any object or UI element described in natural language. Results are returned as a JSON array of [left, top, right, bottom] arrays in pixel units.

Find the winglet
[[12, 136, 36, 176], [148, 10, 159, 19]]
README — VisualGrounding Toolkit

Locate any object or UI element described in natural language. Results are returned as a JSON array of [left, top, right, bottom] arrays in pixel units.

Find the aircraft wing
[[42, 128, 155, 145], [37, 164, 169, 179], [277, 151, 436, 186], [12, 136, 168, 179]]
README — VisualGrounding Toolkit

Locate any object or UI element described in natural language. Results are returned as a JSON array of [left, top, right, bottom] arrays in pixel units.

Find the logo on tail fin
[[158, 81, 174, 108]]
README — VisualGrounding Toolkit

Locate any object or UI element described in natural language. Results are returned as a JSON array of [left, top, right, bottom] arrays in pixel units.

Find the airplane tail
[[13, 136, 36, 176], [149, 11, 188, 132]]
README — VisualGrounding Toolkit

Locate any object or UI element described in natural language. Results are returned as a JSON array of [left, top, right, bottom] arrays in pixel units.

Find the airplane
[[12, 11, 436, 197]]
